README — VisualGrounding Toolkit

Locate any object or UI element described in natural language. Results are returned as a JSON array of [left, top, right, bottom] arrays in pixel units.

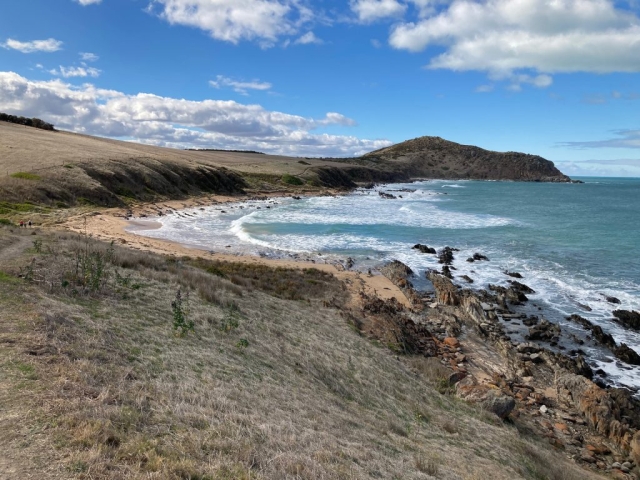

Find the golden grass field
[[0, 225, 604, 479]]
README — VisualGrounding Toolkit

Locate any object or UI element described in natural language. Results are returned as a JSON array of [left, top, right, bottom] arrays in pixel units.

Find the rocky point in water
[[613, 310, 640, 331]]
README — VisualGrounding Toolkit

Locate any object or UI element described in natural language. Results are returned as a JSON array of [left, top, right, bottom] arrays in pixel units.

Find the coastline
[[61, 191, 413, 309]]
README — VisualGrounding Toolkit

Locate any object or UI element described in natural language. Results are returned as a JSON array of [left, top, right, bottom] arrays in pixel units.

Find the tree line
[[0, 113, 55, 131]]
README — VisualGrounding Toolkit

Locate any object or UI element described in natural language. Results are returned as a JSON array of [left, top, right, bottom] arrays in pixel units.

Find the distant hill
[[359, 136, 571, 183]]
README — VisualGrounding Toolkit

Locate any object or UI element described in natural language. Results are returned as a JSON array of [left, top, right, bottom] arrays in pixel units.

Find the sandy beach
[[62, 193, 412, 309]]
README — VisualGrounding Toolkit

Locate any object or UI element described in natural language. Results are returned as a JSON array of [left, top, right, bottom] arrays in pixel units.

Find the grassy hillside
[[0, 122, 571, 216], [0, 224, 600, 479]]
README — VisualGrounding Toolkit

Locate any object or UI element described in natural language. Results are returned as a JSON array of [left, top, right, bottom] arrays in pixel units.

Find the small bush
[[281, 174, 304, 186], [11, 172, 41, 181], [171, 289, 194, 336], [0, 218, 13, 226]]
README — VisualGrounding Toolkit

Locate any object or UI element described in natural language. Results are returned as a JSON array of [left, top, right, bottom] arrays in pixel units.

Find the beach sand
[[62, 194, 412, 309]]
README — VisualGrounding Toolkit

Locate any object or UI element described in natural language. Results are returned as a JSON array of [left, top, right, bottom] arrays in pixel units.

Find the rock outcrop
[[426, 271, 459, 306], [362, 136, 572, 182], [613, 310, 640, 331]]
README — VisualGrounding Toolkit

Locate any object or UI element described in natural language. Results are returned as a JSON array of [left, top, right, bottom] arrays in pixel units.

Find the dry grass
[[0, 225, 605, 479]]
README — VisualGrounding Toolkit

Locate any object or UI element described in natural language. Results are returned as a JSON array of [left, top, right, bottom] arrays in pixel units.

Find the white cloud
[[556, 159, 640, 177], [2, 38, 63, 53], [151, 0, 313, 45], [0, 71, 390, 157], [209, 75, 272, 95], [75, 0, 102, 5], [294, 31, 323, 44], [561, 130, 640, 149], [350, 0, 407, 23], [389, 0, 640, 83], [475, 84, 493, 93], [50, 66, 102, 78], [80, 52, 99, 62]]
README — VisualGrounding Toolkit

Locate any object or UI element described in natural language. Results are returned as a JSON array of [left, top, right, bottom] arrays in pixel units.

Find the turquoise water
[[135, 177, 640, 389]]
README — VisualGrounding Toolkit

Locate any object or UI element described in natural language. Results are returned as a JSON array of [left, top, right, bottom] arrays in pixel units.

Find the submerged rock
[[438, 247, 456, 265], [504, 271, 523, 279], [606, 296, 621, 304], [412, 244, 436, 254]]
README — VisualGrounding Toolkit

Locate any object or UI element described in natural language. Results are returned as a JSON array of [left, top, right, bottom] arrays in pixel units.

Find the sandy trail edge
[[61, 195, 412, 309]]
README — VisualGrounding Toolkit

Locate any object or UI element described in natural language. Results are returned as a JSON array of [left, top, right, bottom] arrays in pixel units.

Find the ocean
[[132, 177, 640, 391]]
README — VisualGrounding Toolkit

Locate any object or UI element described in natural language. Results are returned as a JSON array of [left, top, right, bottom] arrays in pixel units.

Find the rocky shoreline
[[351, 246, 640, 478]]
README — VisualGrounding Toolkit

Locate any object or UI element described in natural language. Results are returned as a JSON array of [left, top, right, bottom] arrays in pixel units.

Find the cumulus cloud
[[209, 75, 272, 95], [388, 0, 640, 85], [351, 0, 407, 23], [294, 31, 323, 44], [80, 52, 99, 62], [2, 38, 63, 53], [0, 71, 389, 156], [150, 0, 313, 45], [50, 66, 102, 78], [561, 130, 640, 149], [75, 0, 102, 5]]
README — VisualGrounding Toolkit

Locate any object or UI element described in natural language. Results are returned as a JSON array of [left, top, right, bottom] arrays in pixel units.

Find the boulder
[[472, 253, 489, 261], [526, 319, 561, 342], [456, 377, 515, 420], [607, 296, 622, 304], [489, 284, 528, 304], [460, 275, 474, 284], [613, 344, 640, 365], [613, 310, 640, 331], [438, 247, 456, 265], [412, 244, 437, 254], [508, 280, 535, 294]]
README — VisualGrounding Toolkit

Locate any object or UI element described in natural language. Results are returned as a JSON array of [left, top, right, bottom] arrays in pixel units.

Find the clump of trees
[[0, 113, 55, 131]]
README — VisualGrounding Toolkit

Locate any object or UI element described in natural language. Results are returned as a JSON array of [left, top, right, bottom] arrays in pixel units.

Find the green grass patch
[[0, 271, 18, 283], [0, 201, 45, 215], [10, 172, 41, 181], [281, 174, 304, 186], [0, 218, 13, 226]]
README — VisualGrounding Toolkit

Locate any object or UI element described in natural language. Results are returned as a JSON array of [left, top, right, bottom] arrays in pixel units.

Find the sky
[[1, 0, 640, 176]]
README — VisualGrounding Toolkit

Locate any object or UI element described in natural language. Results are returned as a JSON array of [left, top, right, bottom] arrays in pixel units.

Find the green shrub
[[281, 174, 304, 186], [0, 218, 13, 226], [10, 172, 41, 181], [171, 289, 194, 336]]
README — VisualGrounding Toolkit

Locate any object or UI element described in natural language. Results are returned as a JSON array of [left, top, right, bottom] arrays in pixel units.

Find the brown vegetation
[[0, 224, 599, 479]]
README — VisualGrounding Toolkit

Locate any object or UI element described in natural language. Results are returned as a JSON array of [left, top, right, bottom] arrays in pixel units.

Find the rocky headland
[[356, 136, 573, 183], [364, 248, 640, 478]]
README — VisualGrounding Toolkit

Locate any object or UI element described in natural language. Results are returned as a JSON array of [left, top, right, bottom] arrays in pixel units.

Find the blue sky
[[1, 0, 640, 175]]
